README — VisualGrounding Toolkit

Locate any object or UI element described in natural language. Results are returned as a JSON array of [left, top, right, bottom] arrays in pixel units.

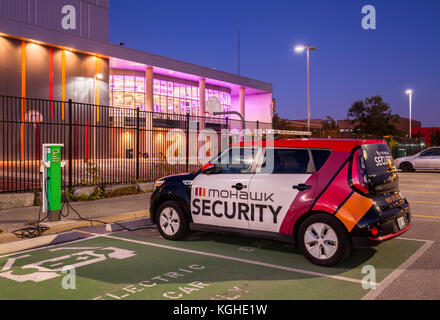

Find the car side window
[[433, 148, 440, 157], [260, 148, 314, 174], [214, 147, 257, 174], [311, 149, 332, 171], [420, 149, 435, 157]]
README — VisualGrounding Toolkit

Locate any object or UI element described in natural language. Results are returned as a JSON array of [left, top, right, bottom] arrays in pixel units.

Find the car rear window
[[361, 143, 394, 175], [311, 149, 332, 171]]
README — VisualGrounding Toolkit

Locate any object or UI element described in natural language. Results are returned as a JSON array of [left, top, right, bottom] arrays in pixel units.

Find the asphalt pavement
[[372, 171, 440, 299]]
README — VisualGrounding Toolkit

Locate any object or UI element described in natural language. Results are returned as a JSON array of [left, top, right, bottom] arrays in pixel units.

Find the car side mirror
[[201, 163, 222, 175]]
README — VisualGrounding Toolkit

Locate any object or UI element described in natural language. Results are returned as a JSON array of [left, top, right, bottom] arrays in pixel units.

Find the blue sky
[[109, 0, 440, 126]]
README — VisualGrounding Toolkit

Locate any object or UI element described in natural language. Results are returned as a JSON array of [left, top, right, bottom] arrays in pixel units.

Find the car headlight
[[153, 180, 165, 191]]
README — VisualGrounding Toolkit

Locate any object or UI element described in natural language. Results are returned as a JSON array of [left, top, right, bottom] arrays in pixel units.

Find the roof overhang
[[0, 17, 272, 95]]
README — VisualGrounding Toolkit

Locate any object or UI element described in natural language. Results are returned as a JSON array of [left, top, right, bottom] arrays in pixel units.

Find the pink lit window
[[113, 76, 124, 91], [135, 77, 145, 93], [160, 81, 167, 95], [153, 79, 160, 94], [124, 76, 135, 92]]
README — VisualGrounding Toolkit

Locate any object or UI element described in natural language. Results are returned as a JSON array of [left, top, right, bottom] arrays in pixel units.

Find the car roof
[[231, 138, 386, 152]]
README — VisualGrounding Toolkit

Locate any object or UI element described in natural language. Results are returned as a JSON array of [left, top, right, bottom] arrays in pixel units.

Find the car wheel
[[156, 201, 189, 241], [400, 162, 414, 172], [298, 214, 351, 267]]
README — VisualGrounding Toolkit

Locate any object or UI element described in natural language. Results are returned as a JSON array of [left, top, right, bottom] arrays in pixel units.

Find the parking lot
[[0, 171, 438, 300]]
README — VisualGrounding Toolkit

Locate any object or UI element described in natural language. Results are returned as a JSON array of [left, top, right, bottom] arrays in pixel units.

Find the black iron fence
[[0, 95, 272, 193], [390, 137, 426, 159]]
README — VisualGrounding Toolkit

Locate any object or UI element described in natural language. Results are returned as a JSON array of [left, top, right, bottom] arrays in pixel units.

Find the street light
[[405, 89, 413, 139], [294, 45, 317, 132]]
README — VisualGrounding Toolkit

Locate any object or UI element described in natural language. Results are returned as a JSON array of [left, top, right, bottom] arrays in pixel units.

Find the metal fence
[[0, 95, 272, 193], [390, 137, 426, 159]]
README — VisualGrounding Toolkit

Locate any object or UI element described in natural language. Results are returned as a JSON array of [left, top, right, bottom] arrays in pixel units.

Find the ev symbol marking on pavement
[[0, 247, 136, 283]]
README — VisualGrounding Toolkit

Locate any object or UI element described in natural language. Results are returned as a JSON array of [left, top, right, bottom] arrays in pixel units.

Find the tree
[[347, 95, 401, 137], [272, 113, 291, 130], [323, 116, 337, 130], [431, 130, 440, 146], [414, 131, 424, 139]]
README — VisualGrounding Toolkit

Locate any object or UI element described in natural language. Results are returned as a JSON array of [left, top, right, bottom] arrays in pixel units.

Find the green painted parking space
[[115, 229, 424, 283], [0, 229, 425, 300]]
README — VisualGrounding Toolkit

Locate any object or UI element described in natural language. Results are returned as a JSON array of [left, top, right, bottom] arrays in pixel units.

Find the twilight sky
[[109, 0, 440, 127]]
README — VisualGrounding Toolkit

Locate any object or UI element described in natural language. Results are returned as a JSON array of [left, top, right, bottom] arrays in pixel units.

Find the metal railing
[[0, 95, 272, 193]]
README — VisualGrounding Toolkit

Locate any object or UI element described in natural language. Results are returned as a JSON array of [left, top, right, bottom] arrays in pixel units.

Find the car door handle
[[232, 183, 247, 191], [293, 184, 312, 192]]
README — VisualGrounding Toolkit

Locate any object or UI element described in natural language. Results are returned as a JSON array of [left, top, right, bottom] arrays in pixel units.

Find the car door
[[247, 148, 316, 233], [190, 147, 261, 230], [414, 149, 435, 169], [430, 148, 440, 169]]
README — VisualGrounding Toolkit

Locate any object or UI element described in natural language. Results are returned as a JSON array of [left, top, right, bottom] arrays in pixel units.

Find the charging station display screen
[[51, 148, 61, 164]]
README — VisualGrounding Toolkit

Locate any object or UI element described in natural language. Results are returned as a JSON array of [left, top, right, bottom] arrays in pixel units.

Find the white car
[[395, 147, 440, 172]]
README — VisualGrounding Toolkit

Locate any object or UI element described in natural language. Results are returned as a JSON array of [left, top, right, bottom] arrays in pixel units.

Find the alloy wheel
[[304, 222, 339, 260]]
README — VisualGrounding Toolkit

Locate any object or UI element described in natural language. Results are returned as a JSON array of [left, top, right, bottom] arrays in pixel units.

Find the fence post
[[136, 108, 140, 181], [68, 99, 73, 190], [186, 113, 190, 172]]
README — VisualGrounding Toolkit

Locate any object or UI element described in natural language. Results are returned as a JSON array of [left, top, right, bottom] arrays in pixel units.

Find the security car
[[150, 139, 411, 266]]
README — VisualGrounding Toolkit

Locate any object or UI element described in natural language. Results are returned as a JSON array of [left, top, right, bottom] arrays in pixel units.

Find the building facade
[[412, 127, 440, 146], [0, 0, 272, 122], [0, 0, 273, 165]]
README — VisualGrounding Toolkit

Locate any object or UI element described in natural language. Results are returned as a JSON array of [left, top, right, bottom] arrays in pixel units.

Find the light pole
[[405, 89, 413, 139], [295, 45, 317, 132]]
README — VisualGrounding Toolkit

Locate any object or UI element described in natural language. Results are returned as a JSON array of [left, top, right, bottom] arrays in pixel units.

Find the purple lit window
[[124, 76, 134, 92]]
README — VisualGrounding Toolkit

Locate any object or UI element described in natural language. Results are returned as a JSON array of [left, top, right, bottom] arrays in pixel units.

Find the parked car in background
[[395, 147, 440, 172]]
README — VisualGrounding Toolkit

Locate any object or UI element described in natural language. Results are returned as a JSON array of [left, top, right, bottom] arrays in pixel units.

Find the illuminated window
[[109, 72, 231, 120], [205, 88, 232, 114], [135, 77, 145, 93], [124, 76, 134, 92]]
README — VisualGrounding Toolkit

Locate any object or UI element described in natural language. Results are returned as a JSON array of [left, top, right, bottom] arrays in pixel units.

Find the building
[[0, 0, 273, 143], [412, 127, 440, 146], [337, 118, 421, 135], [285, 119, 323, 130]]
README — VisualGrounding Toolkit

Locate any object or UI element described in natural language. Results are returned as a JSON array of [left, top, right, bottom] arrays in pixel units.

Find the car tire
[[156, 200, 189, 241], [400, 162, 414, 172], [297, 213, 352, 267]]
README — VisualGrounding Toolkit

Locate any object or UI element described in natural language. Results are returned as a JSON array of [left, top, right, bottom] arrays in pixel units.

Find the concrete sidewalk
[[0, 193, 152, 243]]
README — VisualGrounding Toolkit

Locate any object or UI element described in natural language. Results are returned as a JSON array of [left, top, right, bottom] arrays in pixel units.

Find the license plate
[[397, 217, 406, 230]]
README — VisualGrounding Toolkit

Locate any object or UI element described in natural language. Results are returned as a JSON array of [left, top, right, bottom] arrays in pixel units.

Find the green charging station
[[41, 144, 66, 222]]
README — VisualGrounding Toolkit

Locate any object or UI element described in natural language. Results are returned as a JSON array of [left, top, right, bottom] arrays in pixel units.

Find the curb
[[0, 210, 149, 245], [0, 231, 90, 257], [105, 217, 152, 232]]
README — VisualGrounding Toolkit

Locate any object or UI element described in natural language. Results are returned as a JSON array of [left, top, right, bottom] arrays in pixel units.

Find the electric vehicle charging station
[[40, 144, 67, 222]]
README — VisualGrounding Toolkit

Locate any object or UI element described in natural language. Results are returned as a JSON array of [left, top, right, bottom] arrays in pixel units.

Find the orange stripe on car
[[335, 192, 373, 232]]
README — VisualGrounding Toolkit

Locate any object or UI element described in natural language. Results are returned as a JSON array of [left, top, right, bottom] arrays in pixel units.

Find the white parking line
[[97, 233, 373, 286], [362, 239, 434, 300]]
